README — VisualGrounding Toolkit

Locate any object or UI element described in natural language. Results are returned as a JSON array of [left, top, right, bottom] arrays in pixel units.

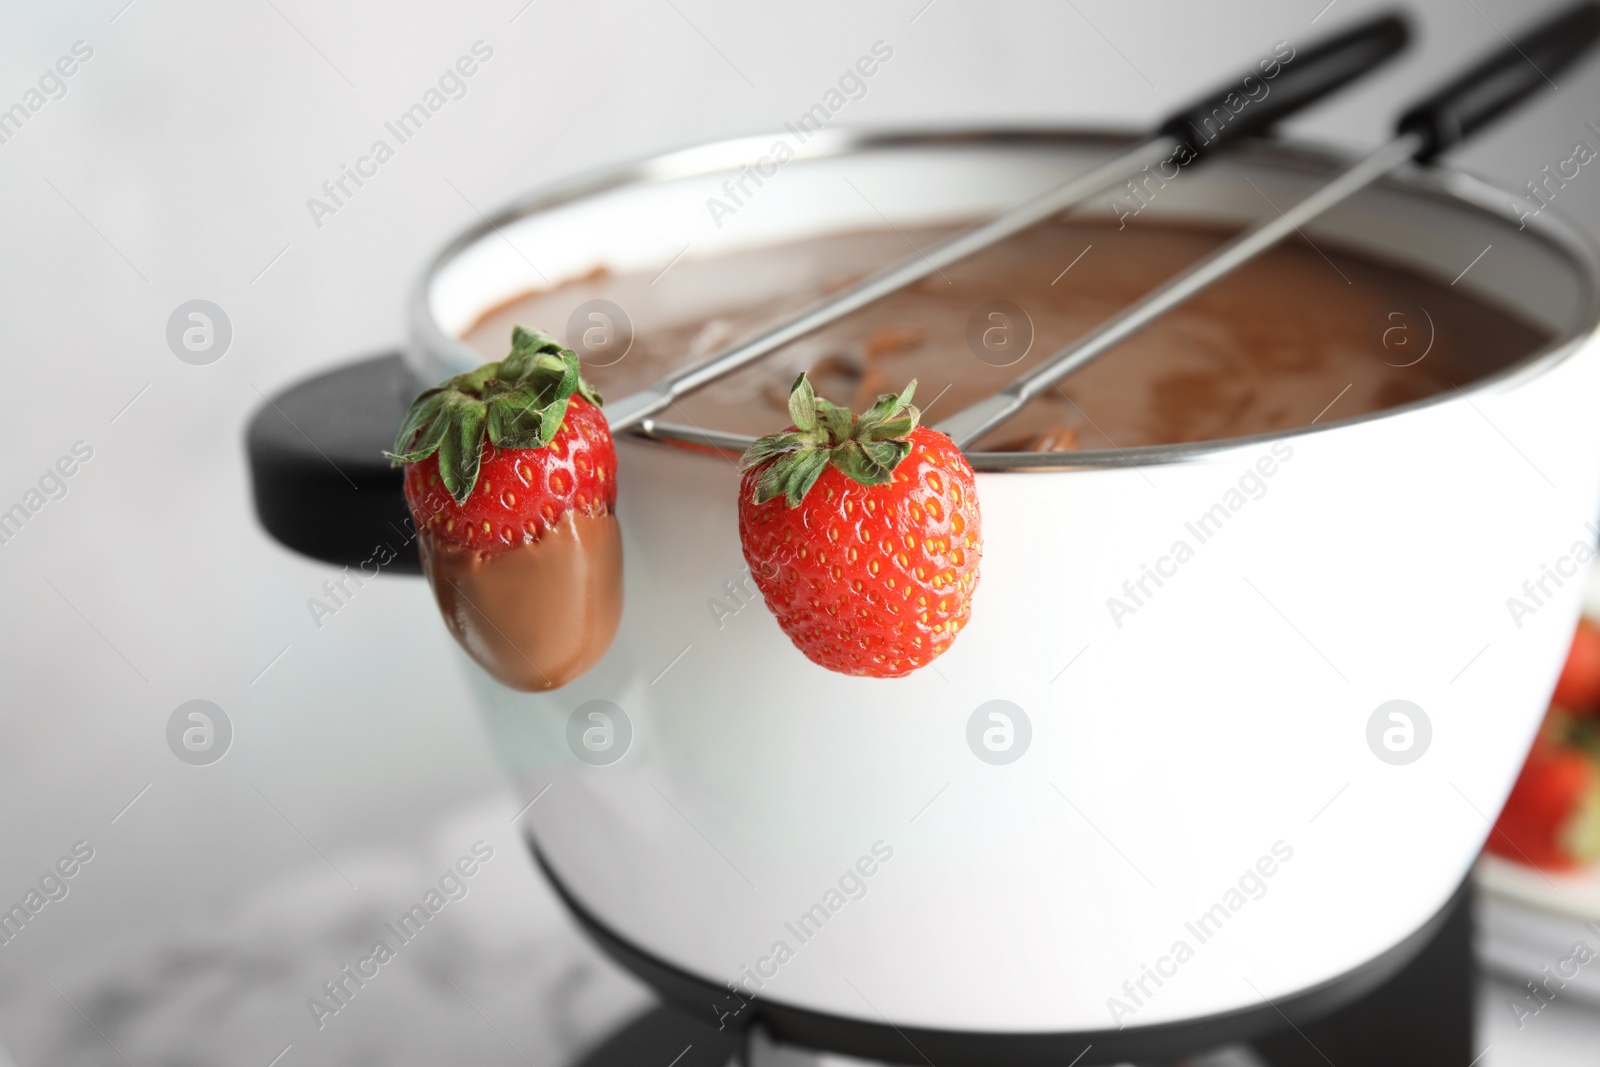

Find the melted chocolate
[[420, 510, 623, 691], [463, 219, 1549, 450]]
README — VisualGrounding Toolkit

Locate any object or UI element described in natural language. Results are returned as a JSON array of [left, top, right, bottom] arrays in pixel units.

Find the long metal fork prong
[[934, 131, 1426, 449], [602, 136, 1183, 431]]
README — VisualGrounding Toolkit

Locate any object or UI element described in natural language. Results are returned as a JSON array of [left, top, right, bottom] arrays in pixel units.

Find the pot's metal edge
[[408, 126, 1600, 474], [404, 127, 1140, 381]]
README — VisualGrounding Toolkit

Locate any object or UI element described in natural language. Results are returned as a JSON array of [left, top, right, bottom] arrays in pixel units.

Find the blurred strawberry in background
[[1490, 618, 1600, 871], [1554, 618, 1600, 714]]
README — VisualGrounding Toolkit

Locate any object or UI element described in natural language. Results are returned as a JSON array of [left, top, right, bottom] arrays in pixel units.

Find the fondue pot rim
[[408, 125, 1600, 472]]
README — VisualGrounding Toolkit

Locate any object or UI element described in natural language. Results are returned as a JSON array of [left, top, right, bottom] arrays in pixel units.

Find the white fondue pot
[[409, 128, 1600, 1062]]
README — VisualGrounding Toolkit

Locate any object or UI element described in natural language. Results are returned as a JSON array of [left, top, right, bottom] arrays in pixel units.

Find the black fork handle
[[1161, 12, 1411, 159], [1400, 1, 1600, 162]]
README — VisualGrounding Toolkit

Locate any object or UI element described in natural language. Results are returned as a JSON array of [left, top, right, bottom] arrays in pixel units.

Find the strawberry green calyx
[[387, 326, 603, 504], [740, 373, 920, 507]]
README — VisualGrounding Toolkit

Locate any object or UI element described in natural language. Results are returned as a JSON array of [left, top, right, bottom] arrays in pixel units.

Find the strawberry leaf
[[753, 447, 830, 506], [485, 391, 548, 449], [860, 414, 917, 442], [436, 398, 487, 504], [831, 439, 911, 486], [564, 349, 604, 407], [387, 409, 453, 464], [787, 373, 819, 433], [739, 430, 808, 470], [785, 449, 831, 506], [859, 438, 913, 481], [498, 349, 557, 385], [739, 373, 923, 507], [856, 381, 919, 439], [387, 325, 605, 503], [389, 392, 447, 459], [753, 451, 798, 505], [507, 325, 563, 364], [816, 398, 854, 440]]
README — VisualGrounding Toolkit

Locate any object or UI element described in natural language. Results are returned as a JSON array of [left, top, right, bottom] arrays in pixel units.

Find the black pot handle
[[246, 353, 424, 574]]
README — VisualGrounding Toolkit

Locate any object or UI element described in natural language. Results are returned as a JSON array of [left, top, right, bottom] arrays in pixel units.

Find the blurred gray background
[[2, 0, 1599, 1064]]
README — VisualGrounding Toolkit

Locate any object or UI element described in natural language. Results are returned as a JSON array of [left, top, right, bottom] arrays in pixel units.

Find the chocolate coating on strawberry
[[390, 327, 622, 692], [738, 375, 982, 678]]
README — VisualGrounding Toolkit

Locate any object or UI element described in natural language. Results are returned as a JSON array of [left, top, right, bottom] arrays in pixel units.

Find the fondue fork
[[602, 12, 1410, 432], [936, 0, 1600, 449]]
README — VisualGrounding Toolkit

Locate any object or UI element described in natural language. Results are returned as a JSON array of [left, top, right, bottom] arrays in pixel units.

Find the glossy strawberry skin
[[738, 426, 981, 678], [403, 396, 615, 551]]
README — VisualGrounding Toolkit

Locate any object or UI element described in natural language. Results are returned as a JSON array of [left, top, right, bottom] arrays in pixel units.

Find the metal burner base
[[549, 839, 1474, 1067]]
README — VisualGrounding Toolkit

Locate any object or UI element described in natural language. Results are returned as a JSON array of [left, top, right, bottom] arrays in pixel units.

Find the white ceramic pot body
[[411, 131, 1600, 1036]]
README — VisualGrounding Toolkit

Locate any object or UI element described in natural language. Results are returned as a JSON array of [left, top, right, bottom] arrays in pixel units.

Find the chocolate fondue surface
[[462, 219, 1550, 451]]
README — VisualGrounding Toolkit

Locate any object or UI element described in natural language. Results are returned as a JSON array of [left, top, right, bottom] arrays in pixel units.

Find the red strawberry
[[1554, 618, 1600, 715], [737, 374, 981, 678], [400, 398, 615, 547], [389, 327, 621, 691], [1488, 727, 1600, 871]]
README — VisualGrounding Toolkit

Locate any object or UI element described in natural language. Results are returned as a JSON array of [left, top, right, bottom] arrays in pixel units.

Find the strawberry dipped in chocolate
[[738, 374, 981, 678], [390, 327, 621, 691]]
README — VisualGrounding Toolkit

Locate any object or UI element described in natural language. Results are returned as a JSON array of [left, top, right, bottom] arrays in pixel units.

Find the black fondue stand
[[245, 2, 1600, 1060]]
